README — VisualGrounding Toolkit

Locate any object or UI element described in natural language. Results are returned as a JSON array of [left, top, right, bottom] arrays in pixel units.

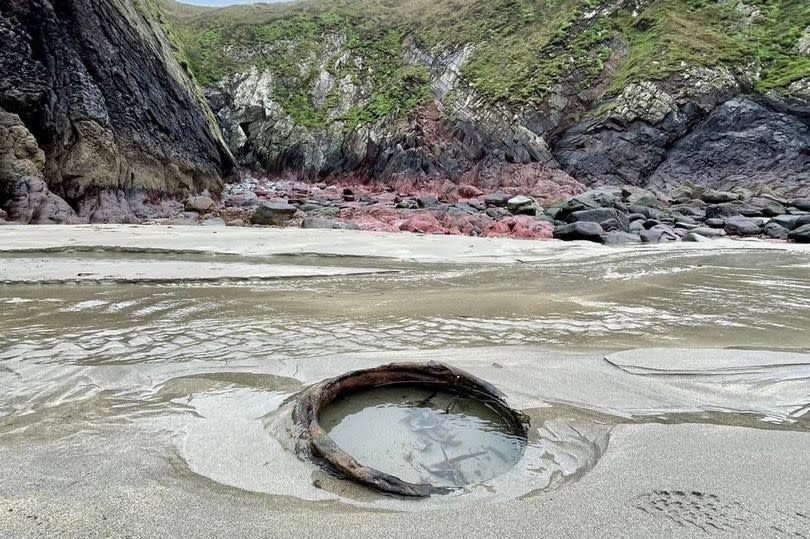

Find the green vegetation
[[159, 0, 810, 126]]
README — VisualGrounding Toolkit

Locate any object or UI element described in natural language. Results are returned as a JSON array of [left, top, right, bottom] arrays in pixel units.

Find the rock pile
[[170, 177, 809, 244]]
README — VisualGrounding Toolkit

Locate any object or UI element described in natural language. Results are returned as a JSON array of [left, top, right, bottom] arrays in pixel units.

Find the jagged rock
[[622, 187, 658, 208], [724, 215, 765, 236], [553, 221, 603, 242], [0, 0, 232, 217], [788, 224, 810, 242], [8, 177, 79, 224], [507, 195, 541, 216], [252, 202, 299, 226]]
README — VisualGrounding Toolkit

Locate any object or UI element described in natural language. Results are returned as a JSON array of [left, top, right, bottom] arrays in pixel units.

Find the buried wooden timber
[[292, 361, 530, 497]]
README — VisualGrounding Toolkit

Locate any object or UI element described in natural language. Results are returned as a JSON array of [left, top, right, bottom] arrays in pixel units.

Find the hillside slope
[[168, 0, 810, 197]]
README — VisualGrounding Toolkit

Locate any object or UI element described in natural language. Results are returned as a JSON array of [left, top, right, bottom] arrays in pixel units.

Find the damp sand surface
[[0, 225, 809, 536]]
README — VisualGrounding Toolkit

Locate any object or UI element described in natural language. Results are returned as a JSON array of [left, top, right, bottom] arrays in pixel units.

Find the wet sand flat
[[0, 225, 808, 536]]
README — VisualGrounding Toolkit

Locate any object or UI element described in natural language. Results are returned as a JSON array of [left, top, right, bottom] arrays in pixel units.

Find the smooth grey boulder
[[763, 222, 789, 239], [768, 214, 810, 231], [748, 197, 785, 217], [724, 215, 765, 236], [566, 208, 629, 231], [683, 232, 711, 242], [705, 217, 726, 228], [484, 192, 509, 207], [706, 202, 757, 219], [789, 198, 810, 211], [701, 189, 740, 203], [639, 224, 679, 243], [788, 224, 810, 242], [553, 221, 604, 242], [601, 230, 641, 245], [691, 227, 727, 238], [251, 202, 298, 226]]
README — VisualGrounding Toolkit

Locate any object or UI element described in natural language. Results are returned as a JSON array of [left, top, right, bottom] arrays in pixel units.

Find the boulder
[[701, 189, 740, 203], [627, 205, 663, 219], [639, 224, 679, 243], [184, 195, 215, 212], [763, 222, 789, 239], [566, 208, 629, 231], [724, 216, 765, 236], [251, 202, 299, 226], [621, 186, 658, 207], [691, 227, 727, 238], [302, 216, 338, 229], [769, 214, 810, 231], [457, 184, 483, 198], [748, 197, 785, 217], [789, 198, 810, 211], [683, 232, 711, 242], [557, 188, 621, 219], [601, 230, 641, 245], [417, 196, 440, 209], [705, 202, 751, 219], [399, 212, 443, 234], [552, 221, 604, 242], [788, 224, 810, 242], [705, 218, 726, 228], [483, 192, 509, 207], [201, 217, 225, 227], [507, 195, 541, 216]]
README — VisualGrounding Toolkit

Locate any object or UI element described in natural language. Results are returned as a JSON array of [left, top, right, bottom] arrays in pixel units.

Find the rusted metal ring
[[292, 361, 530, 497]]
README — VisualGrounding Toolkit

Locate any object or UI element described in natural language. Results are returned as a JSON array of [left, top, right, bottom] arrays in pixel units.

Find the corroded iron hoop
[[292, 361, 529, 497]]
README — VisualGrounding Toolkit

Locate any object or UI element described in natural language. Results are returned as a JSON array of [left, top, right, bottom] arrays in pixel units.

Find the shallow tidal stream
[[1, 233, 809, 531]]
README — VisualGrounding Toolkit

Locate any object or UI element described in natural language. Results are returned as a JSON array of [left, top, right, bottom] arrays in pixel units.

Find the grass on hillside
[[159, 0, 810, 127]]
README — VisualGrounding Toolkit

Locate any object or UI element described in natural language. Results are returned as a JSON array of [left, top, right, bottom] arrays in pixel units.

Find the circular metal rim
[[292, 361, 530, 497]]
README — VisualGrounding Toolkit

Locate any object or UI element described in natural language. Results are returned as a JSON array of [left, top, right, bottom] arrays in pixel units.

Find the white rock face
[[797, 26, 810, 56]]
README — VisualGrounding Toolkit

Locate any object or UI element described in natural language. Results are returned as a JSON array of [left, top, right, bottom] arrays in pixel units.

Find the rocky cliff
[[170, 0, 810, 199], [0, 0, 233, 223]]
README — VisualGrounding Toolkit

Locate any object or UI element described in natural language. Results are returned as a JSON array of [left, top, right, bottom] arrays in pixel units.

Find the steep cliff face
[[171, 0, 810, 198], [0, 0, 234, 223]]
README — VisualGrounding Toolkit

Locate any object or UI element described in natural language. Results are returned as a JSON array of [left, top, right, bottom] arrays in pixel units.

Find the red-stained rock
[[483, 216, 553, 240], [399, 212, 444, 234], [457, 184, 484, 198]]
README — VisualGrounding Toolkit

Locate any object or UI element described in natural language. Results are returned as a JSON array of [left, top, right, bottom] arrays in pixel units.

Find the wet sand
[[0, 225, 808, 536]]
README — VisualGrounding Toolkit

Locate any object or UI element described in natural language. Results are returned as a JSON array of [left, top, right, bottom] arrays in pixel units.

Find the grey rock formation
[[0, 0, 233, 222]]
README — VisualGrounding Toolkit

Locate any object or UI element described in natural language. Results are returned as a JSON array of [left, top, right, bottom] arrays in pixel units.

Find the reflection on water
[[320, 386, 525, 488]]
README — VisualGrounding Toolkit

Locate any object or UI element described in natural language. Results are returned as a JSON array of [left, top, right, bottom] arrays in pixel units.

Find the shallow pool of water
[[320, 385, 526, 488]]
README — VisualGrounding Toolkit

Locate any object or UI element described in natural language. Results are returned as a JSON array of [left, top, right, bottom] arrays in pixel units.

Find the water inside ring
[[318, 384, 527, 488]]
